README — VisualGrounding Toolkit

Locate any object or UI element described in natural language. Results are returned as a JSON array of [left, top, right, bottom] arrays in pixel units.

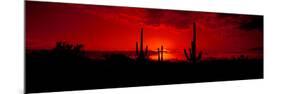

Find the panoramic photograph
[[25, 1, 263, 93]]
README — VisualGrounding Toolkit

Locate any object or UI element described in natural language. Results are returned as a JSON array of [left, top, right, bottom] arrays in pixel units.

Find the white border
[[1, 0, 281, 94]]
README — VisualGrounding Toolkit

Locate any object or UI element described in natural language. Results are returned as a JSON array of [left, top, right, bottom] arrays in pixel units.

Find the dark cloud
[[144, 9, 164, 26], [239, 16, 263, 31], [144, 9, 195, 29], [248, 47, 263, 52], [216, 13, 263, 32], [143, 9, 263, 32]]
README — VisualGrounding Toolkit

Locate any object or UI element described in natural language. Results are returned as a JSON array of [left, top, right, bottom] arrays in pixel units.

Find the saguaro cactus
[[157, 48, 160, 62], [136, 42, 139, 55], [139, 28, 144, 58], [157, 45, 164, 62], [184, 22, 202, 63], [136, 28, 149, 62], [161, 45, 164, 61]]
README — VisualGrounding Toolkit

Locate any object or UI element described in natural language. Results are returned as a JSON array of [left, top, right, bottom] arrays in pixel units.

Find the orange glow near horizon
[[149, 52, 177, 61]]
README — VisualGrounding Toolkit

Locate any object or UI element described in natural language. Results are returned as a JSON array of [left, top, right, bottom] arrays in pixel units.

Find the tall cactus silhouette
[[157, 45, 164, 62], [140, 28, 144, 58], [184, 22, 202, 63], [136, 42, 139, 56], [161, 45, 164, 61], [136, 28, 149, 62], [157, 48, 160, 62]]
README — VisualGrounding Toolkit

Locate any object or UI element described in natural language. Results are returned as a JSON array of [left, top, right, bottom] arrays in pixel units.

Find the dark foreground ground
[[25, 53, 263, 93]]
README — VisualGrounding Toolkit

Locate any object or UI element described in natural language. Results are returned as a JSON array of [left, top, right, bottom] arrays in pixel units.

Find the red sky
[[26, 1, 263, 60]]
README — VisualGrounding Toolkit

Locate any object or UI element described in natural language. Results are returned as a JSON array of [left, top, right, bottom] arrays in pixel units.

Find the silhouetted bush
[[51, 41, 86, 63]]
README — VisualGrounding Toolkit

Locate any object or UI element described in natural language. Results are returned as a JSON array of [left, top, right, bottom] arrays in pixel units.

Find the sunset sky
[[26, 1, 263, 60]]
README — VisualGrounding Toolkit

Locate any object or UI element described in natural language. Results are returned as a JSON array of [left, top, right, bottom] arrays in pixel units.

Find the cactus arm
[[189, 48, 192, 61], [184, 48, 189, 60], [136, 42, 138, 56], [145, 45, 148, 57], [197, 52, 202, 61]]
